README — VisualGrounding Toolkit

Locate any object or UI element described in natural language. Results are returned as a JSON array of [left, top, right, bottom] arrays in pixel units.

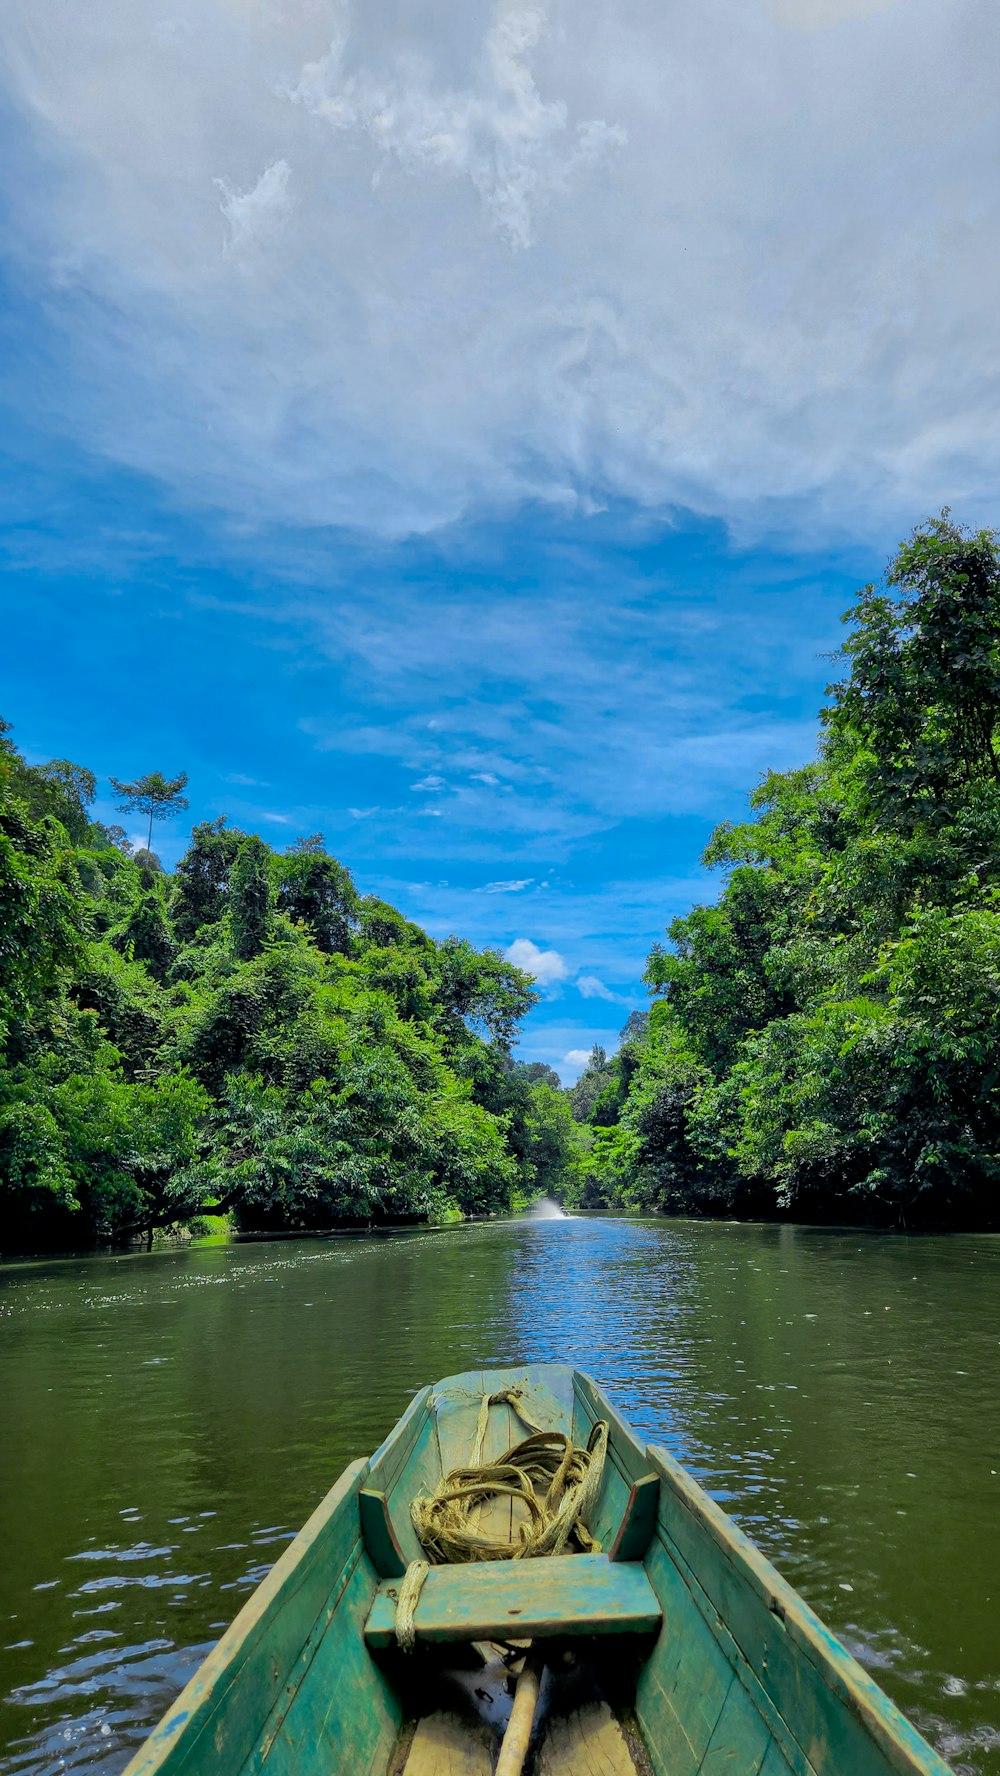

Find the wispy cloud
[[287, 1, 624, 251], [215, 160, 292, 257], [484, 877, 534, 893], [290, 550, 836, 860]]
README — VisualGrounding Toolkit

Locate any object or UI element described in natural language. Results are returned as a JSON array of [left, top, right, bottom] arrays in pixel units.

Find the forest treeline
[[559, 517, 1000, 1229], [4, 515, 999, 1250], [0, 728, 583, 1252]]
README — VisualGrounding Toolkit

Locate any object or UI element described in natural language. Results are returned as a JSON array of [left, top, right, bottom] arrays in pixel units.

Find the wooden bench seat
[[364, 1553, 662, 1650]]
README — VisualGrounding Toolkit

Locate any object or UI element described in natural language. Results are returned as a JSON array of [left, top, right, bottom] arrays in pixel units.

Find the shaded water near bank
[[0, 1213, 997, 1775]]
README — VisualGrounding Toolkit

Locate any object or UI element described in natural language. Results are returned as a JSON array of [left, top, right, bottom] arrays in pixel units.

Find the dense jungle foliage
[[0, 729, 564, 1253], [5, 514, 998, 1249], [562, 517, 1000, 1228]]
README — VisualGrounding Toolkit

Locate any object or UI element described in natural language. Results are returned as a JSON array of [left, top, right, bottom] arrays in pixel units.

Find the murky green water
[[0, 1211, 997, 1774]]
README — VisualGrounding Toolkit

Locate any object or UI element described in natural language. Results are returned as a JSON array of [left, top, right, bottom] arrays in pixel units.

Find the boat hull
[[123, 1364, 953, 1776]]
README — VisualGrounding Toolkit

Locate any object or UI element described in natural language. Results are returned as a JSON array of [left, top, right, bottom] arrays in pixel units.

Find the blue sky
[[2, 0, 998, 1078]]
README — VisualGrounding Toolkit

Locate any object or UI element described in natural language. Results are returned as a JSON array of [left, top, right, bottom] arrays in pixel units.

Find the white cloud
[[287, 1, 624, 251], [506, 936, 569, 985], [411, 774, 446, 792], [485, 877, 534, 893], [2, 0, 998, 541], [576, 973, 618, 1001], [215, 159, 292, 256], [471, 773, 501, 787]]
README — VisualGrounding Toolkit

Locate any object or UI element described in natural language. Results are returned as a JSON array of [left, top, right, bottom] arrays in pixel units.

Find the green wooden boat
[[123, 1365, 953, 1776]]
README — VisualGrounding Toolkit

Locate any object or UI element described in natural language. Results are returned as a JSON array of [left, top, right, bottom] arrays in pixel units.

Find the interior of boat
[[367, 1364, 659, 1775]]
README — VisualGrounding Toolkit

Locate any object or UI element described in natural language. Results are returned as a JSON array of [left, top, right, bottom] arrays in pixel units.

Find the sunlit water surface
[[1, 1212, 997, 1775]]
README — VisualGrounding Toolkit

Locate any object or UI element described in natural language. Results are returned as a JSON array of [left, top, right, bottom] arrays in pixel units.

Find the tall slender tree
[[109, 770, 189, 855]]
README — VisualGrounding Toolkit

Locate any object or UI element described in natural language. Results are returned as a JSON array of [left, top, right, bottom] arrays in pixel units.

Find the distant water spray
[[527, 1197, 569, 1219]]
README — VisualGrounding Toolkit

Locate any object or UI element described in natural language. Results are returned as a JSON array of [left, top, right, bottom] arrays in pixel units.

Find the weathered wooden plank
[[247, 1545, 368, 1773], [608, 1473, 660, 1563], [571, 1375, 647, 1551], [385, 1415, 440, 1567], [474, 1364, 576, 1424], [536, 1700, 639, 1776], [638, 1534, 734, 1769], [478, 1377, 520, 1549], [758, 1745, 798, 1776], [688, 1600, 817, 1776], [365, 1552, 661, 1648], [255, 1552, 401, 1776], [401, 1712, 493, 1776], [431, 1365, 574, 1430], [637, 1511, 814, 1776], [368, 1386, 434, 1496], [434, 1373, 488, 1473], [633, 1665, 700, 1776], [647, 1444, 953, 1776], [699, 1675, 772, 1776], [360, 1489, 409, 1579], [571, 1374, 649, 1480], [120, 1457, 370, 1776]]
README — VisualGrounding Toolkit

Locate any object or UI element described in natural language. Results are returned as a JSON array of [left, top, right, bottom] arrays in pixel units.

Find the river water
[[0, 1211, 997, 1775]]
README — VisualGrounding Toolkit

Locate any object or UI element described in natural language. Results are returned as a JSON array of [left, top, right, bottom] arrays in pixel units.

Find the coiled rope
[[395, 1387, 608, 1651]]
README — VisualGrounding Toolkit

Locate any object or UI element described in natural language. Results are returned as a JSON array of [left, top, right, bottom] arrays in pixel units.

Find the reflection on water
[[0, 1217, 997, 1775]]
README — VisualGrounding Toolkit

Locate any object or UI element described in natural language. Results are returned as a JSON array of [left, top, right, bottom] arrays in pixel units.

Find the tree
[[34, 760, 97, 842], [436, 938, 538, 1049], [229, 835, 274, 961], [278, 836, 358, 954], [0, 792, 85, 1055], [516, 1061, 562, 1088], [590, 516, 1000, 1229], [109, 888, 176, 981], [110, 770, 189, 855], [826, 512, 1000, 815], [523, 1082, 584, 1197], [0, 722, 97, 843], [172, 817, 245, 940], [568, 1044, 617, 1123]]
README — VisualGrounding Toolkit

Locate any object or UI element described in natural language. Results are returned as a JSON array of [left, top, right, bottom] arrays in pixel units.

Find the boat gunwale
[[367, 1384, 434, 1493]]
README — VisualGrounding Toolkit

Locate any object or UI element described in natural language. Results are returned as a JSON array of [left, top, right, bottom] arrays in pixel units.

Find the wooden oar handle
[[495, 1646, 545, 1776]]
